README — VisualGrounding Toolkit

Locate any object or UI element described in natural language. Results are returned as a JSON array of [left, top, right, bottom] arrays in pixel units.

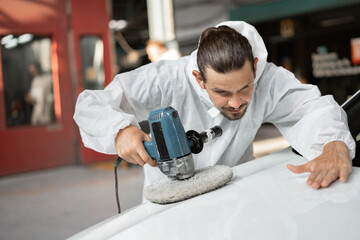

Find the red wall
[[70, 0, 117, 163], [0, 0, 115, 175]]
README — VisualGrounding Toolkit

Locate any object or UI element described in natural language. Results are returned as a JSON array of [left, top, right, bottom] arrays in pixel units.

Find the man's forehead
[[204, 62, 254, 86]]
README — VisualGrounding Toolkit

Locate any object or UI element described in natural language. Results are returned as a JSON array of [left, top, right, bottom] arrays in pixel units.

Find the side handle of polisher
[[186, 126, 222, 154]]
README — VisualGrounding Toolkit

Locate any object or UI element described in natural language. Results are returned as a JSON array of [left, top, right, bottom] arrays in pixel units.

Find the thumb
[[287, 162, 311, 174], [142, 132, 152, 142]]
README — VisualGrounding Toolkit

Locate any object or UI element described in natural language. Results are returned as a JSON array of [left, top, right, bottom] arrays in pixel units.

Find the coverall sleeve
[[73, 61, 180, 154], [263, 65, 356, 160]]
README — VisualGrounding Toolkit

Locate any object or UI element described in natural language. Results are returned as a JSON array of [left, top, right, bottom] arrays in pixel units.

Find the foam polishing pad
[[144, 165, 233, 204]]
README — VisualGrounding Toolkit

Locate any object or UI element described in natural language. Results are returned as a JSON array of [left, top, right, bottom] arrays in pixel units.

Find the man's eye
[[217, 91, 231, 97]]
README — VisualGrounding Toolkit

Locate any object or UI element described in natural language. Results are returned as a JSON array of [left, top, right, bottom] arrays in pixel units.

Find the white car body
[[69, 147, 360, 240]]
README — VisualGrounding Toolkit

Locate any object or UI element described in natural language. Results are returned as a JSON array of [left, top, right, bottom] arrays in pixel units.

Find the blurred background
[[0, 0, 359, 239]]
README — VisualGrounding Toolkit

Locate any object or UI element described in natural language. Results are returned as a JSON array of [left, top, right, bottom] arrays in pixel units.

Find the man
[[145, 40, 181, 62], [74, 21, 355, 191]]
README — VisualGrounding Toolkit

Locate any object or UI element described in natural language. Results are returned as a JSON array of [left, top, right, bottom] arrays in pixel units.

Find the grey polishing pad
[[144, 165, 233, 204]]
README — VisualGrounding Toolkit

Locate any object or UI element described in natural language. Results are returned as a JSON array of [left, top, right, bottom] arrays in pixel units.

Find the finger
[[121, 155, 138, 165], [307, 170, 320, 187], [339, 166, 351, 182], [138, 147, 157, 167], [130, 153, 147, 166], [116, 150, 132, 164], [144, 157, 158, 167], [311, 170, 327, 189], [320, 169, 338, 188], [142, 132, 152, 142], [117, 148, 138, 164], [287, 162, 311, 174]]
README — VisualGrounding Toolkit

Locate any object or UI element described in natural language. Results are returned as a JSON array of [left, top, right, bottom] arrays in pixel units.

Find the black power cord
[[114, 157, 123, 214]]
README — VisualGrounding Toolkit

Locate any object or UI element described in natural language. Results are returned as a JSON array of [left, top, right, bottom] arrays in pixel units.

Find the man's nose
[[228, 97, 242, 109]]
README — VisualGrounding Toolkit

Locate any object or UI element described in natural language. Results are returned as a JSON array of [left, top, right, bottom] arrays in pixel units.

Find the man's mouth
[[223, 103, 247, 113], [228, 108, 242, 113]]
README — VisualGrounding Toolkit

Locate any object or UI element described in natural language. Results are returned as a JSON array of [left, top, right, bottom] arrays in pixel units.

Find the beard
[[220, 103, 249, 121]]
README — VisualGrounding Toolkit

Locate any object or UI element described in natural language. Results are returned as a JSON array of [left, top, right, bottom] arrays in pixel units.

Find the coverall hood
[[187, 21, 268, 117]]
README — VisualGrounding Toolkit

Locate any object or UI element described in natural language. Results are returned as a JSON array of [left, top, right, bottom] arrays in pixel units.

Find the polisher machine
[[144, 106, 222, 179], [114, 106, 223, 212]]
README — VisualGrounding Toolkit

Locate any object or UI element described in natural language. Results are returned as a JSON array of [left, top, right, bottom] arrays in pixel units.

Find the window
[[80, 36, 105, 90], [1, 34, 55, 127]]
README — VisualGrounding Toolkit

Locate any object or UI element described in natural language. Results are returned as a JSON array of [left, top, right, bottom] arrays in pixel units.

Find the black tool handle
[[186, 126, 222, 154], [200, 126, 222, 143]]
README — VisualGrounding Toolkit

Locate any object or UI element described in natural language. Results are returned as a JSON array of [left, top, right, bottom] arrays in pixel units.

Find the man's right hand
[[115, 125, 158, 167]]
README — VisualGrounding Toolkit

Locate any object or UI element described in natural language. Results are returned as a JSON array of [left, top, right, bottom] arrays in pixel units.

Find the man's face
[[193, 59, 257, 121]]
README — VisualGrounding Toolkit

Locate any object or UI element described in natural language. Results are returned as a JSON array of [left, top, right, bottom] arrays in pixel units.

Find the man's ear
[[253, 57, 259, 78], [192, 70, 205, 89]]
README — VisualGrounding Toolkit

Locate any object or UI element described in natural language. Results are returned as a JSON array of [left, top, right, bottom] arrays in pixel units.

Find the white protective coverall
[[74, 21, 356, 191]]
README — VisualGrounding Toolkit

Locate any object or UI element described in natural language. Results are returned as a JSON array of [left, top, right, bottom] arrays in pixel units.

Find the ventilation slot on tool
[[149, 112, 162, 121]]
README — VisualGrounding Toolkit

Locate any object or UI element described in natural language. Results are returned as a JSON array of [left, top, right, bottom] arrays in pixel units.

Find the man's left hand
[[287, 141, 352, 189]]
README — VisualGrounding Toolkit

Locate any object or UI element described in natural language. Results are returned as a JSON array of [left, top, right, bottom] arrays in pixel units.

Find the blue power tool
[[144, 106, 222, 180], [114, 106, 222, 213]]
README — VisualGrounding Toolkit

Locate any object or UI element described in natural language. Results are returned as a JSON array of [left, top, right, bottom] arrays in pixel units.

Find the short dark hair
[[197, 25, 255, 82]]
